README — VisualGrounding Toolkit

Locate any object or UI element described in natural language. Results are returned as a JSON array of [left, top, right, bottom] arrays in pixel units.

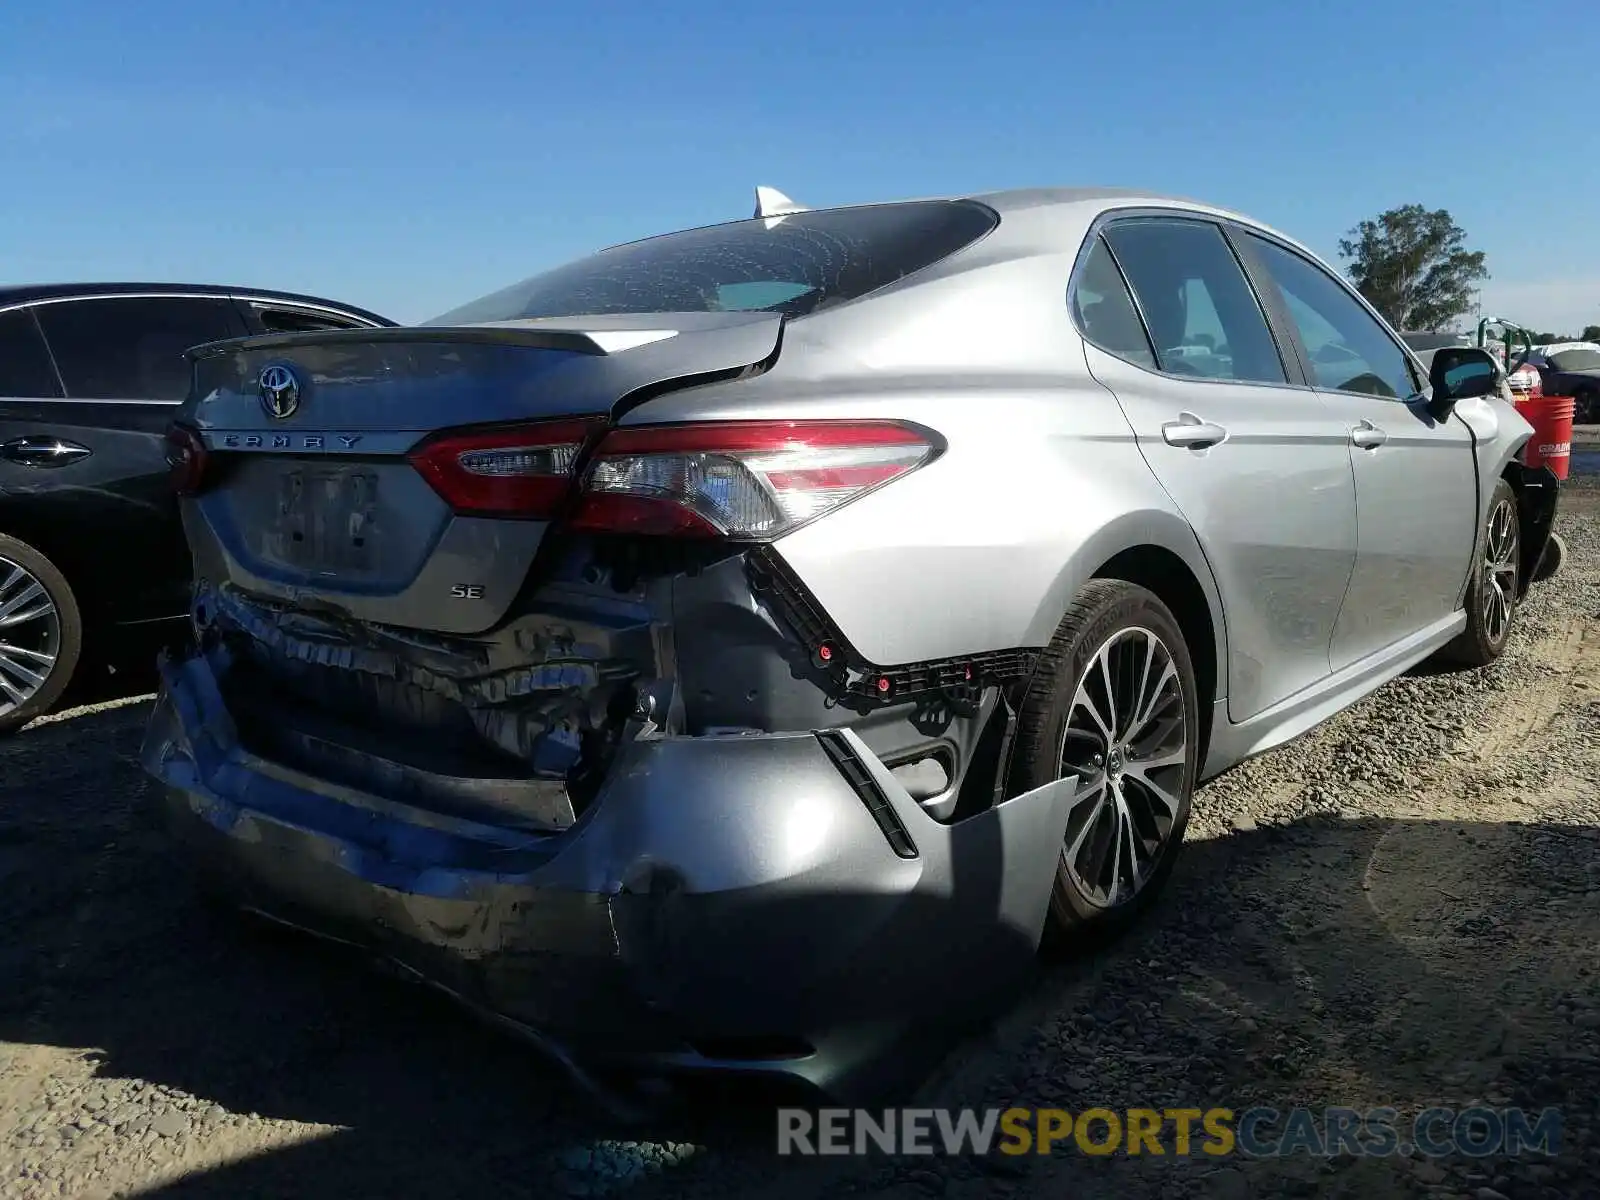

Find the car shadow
[[47, 623, 174, 714], [0, 702, 1594, 1198]]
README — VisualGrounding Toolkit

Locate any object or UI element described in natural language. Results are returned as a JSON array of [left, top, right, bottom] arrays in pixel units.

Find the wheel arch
[[1498, 456, 1560, 598], [1089, 544, 1224, 769], [0, 510, 93, 608], [1024, 508, 1229, 768], [0, 519, 88, 731], [1455, 391, 1548, 607]]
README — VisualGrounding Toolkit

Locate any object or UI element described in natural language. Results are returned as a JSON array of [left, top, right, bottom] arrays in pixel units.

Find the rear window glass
[[255, 307, 367, 334], [424, 200, 999, 325], [1549, 348, 1600, 372]]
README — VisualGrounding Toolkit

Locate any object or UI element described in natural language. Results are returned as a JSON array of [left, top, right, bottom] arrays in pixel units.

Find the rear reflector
[[164, 422, 210, 495], [407, 417, 606, 517], [571, 420, 937, 540]]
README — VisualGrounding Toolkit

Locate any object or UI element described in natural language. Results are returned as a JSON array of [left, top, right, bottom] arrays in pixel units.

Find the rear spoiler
[[181, 311, 788, 422], [183, 322, 687, 363]]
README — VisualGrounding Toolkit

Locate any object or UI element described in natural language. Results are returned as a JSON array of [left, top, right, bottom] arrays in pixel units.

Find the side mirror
[[1426, 346, 1499, 420]]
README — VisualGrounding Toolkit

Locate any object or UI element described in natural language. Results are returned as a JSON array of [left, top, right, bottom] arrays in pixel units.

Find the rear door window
[[1238, 232, 1419, 400], [0, 309, 63, 398], [1102, 219, 1288, 385], [34, 297, 244, 402]]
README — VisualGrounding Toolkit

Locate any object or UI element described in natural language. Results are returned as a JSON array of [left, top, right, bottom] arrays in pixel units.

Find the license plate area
[[272, 466, 379, 574]]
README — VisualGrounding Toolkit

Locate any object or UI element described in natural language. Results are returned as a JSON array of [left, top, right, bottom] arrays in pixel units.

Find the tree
[[1337, 205, 1488, 332], [1582, 324, 1600, 343]]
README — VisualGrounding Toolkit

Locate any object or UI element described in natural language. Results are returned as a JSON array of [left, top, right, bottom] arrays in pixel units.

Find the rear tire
[[1009, 580, 1199, 952], [0, 533, 83, 737], [1436, 478, 1521, 668]]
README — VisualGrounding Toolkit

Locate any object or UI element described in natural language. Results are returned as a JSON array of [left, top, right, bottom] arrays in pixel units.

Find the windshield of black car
[[423, 200, 999, 325], [1549, 348, 1600, 372]]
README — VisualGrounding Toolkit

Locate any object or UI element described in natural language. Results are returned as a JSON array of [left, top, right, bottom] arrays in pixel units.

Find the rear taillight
[[408, 417, 606, 517], [570, 420, 938, 540], [164, 422, 210, 495]]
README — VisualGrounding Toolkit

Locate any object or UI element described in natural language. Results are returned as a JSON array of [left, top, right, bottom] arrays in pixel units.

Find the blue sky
[[3, 0, 1596, 331]]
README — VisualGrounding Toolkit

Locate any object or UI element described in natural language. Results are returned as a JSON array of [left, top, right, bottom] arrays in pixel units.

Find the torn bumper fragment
[[141, 641, 1078, 1102]]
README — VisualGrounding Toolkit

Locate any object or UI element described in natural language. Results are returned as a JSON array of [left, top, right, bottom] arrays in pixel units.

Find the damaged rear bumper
[[141, 644, 1078, 1103]]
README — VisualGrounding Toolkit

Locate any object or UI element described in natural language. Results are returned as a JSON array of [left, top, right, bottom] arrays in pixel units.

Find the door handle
[[1349, 420, 1388, 449], [1161, 412, 1229, 449], [0, 437, 93, 468]]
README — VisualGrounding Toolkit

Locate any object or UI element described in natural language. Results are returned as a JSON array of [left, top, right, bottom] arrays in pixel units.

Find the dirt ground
[[2, 482, 1597, 1200]]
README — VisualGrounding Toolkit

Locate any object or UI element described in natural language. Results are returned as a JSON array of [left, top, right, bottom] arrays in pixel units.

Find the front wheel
[[1437, 479, 1521, 668], [1010, 580, 1199, 950]]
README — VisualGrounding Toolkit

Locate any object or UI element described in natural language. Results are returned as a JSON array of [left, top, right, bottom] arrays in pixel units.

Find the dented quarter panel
[[664, 551, 1002, 795]]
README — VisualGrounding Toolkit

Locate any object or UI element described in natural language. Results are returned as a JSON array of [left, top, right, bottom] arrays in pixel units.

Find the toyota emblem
[[258, 364, 301, 419]]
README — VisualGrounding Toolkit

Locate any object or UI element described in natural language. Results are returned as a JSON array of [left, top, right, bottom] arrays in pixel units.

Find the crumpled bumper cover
[[140, 645, 1079, 1102]]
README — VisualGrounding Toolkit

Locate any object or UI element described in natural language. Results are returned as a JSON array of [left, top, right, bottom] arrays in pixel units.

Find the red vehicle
[[1503, 350, 1542, 397]]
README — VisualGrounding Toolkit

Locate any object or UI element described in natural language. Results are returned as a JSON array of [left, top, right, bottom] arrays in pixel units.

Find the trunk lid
[[182, 313, 782, 635]]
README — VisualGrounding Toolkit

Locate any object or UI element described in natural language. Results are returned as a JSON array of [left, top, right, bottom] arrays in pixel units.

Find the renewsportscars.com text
[[777, 1106, 1563, 1159]]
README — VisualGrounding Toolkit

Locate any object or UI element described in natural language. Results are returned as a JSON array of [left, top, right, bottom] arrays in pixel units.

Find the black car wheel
[[1436, 478, 1521, 668], [0, 533, 84, 736]]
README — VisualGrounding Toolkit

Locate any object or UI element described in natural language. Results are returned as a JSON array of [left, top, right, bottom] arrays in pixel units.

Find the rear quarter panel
[[776, 383, 1218, 667], [622, 252, 1227, 678]]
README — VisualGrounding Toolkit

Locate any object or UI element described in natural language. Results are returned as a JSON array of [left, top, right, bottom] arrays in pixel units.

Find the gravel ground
[[2, 482, 1597, 1200]]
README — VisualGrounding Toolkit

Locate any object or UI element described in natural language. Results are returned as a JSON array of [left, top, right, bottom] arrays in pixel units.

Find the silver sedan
[[142, 185, 1563, 1106]]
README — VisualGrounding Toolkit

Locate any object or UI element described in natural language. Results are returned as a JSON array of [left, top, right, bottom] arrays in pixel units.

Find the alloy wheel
[[0, 556, 61, 720], [1056, 626, 1187, 909], [1482, 497, 1519, 644]]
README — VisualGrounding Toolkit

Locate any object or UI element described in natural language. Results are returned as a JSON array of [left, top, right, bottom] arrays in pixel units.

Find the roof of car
[[742, 185, 1249, 223], [953, 186, 1323, 255], [803, 185, 1271, 238], [0, 281, 391, 323], [772, 185, 1237, 221], [966, 185, 1208, 211]]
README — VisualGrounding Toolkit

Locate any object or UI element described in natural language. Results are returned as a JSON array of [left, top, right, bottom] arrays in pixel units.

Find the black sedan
[[1535, 346, 1600, 423], [0, 283, 393, 733]]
